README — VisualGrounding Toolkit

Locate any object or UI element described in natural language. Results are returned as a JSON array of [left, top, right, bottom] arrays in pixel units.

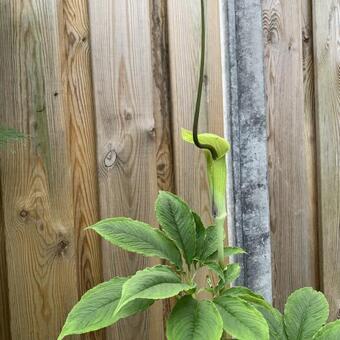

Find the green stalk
[[191, 0, 228, 268], [208, 154, 227, 267], [192, 0, 218, 160]]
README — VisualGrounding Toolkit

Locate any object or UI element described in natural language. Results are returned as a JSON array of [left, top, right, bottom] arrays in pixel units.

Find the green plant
[[254, 287, 340, 339], [58, 188, 270, 340]]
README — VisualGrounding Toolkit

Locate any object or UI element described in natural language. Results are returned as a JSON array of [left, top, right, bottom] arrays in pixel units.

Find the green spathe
[[181, 129, 229, 267], [181, 129, 230, 159]]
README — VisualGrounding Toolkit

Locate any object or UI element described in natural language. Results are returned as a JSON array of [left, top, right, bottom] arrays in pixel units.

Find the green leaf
[[222, 287, 286, 339], [256, 305, 287, 340], [181, 129, 230, 160], [205, 246, 245, 262], [88, 217, 182, 268], [167, 296, 223, 340], [214, 295, 269, 340], [222, 286, 270, 309], [199, 225, 218, 261], [223, 263, 241, 284], [207, 262, 224, 280], [222, 286, 264, 299], [192, 212, 206, 258], [284, 287, 329, 340], [156, 191, 196, 264], [116, 265, 195, 314], [58, 277, 152, 339], [313, 321, 340, 339]]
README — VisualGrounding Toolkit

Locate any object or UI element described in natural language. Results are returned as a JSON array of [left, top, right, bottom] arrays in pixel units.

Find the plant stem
[[192, 0, 227, 267], [211, 158, 227, 267], [192, 0, 218, 160]]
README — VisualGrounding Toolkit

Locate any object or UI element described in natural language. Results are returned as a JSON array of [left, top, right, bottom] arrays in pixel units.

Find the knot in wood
[[19, 209, 28, 218], [148, 127, 156, 138], [104, 149, 117, 168], [56, 239, 69, 257]]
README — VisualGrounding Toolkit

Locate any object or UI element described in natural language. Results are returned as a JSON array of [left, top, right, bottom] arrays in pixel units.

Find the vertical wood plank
[[313, 0, 340, 319], [88, 1, 163, 339], [0, 0, 79, 338], [167, 0, 225, 288], [60, 0, 104, 338], [149, 0, 176, 327], [263, 0, 319, 310], [0, 177, 11, 339], [150, 0, 175, 194]]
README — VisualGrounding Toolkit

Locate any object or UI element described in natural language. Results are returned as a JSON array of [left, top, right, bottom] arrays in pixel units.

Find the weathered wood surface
[[88, 1, 164, 339], [0, 177, 11, 339], [222, 0, 272, 301], [262, 0, 319, 310], [0, 0, 79, 338], [150, 0, 176, 328], [61, 1, 104, 338], [313, 0, 340, 319]]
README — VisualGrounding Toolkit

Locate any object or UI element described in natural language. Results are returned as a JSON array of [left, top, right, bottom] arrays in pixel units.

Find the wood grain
[[167, 0, 225, 290], [149, 0, 176, 328], [0, 175, 11, 339], [88, 1, 163, 339], [150, 0, 175, 194], [263, 0, 319, 310], [0, 0, 79, 338], [60, 0, 104, 338], [313, 0, 340, 319]]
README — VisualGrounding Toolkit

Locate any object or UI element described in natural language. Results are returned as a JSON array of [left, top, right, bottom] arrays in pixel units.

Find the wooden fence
[[263, 0, 340, 319], [0, 0, 339, 339], [0, 0, 223, 339]]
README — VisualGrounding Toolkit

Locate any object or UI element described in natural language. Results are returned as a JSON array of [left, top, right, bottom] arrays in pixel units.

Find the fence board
[[149, 0, 176, 326], [0, 0, 79, 338], [167, 0, 225, 290], [262, 0, 319, 310], [61, 1, 104, 338], [0, 178, 11, 339], [88, 1, 163, 339], [313, 0, 340, 319]]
